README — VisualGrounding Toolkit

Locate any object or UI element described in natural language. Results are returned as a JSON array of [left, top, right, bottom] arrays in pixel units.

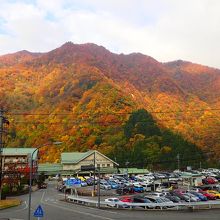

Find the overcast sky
[[0, 0, 220, 68]]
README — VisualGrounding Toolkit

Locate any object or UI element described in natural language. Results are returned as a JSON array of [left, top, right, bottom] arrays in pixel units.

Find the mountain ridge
[[0, 42, 219, 163]]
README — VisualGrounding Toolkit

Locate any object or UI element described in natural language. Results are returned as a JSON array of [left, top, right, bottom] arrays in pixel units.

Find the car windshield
[[144, 198, 152, 203], [155, 198, 163, 203]]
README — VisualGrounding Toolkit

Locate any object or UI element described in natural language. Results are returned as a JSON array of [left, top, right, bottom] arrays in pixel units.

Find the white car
[[104, 198, 127, 207]]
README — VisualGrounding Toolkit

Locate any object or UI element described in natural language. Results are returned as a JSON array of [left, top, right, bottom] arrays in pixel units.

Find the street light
[[28, 141, 62, 220]]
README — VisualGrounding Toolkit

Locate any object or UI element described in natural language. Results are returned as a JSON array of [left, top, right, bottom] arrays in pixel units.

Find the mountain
[[0, 42, 219, 164], [0, 50, 42, 67]]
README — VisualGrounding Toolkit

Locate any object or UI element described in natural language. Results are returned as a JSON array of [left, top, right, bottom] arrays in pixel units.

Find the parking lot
[[56, 168, 220, 210]]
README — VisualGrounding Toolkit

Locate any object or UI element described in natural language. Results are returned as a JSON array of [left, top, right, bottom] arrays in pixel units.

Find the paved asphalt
[[1, 181, 220, 220]]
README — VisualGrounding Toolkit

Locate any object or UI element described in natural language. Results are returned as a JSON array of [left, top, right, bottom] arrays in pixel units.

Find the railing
[[67, 195, 220, 210]]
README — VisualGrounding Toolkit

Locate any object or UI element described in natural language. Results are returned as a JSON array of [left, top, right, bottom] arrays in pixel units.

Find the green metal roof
[[61, 151, 93, 164], [38, 163, 63, 174], [119, 168, 149, 174], [181, 172, 203, 178], [2, 147, 38, 160], [61, 150, 119, 166]]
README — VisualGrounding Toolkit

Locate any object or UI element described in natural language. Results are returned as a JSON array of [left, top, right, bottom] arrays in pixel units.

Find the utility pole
[[0, 108, 9, 200], [177, 153, 180, 171], [0, 109, 5, 199], [0, 109, 4, 200], [93, 151, 96, 192]]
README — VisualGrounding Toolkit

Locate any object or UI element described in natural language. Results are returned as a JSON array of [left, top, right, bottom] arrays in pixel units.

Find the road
[[1, 181, 220, 220]]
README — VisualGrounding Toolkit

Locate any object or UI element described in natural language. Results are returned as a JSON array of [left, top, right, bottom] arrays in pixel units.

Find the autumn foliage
[[0, 42, 219, 165]]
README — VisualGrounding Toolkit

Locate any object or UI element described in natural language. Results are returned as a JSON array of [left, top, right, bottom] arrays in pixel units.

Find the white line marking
[[42, 201, 116, 220], [40, 191, 46, 203]]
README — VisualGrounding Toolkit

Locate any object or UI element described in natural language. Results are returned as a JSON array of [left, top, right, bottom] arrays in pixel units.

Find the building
[[181, 172, 204, 187], [61, 150, 118, 173], [1, 148, 38, 177], [38, 163, 63, 176]]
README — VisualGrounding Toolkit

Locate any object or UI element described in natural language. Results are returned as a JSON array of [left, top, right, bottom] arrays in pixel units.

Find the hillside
[[0, 42, 219, 165]]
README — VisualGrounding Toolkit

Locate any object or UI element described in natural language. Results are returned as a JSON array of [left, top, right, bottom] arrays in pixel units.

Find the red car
[[202, 177, 218, 185], [200, 191, 216, 200], [120, 196, 133, 203]]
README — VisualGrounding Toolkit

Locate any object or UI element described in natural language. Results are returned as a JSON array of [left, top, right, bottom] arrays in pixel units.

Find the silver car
[[100, 182, 111, 190]]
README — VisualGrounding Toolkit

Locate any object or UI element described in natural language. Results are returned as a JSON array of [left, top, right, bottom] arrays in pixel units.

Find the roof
[[61, 150, 119, 166], [119, 168, 149, 174], [181, 172, 203, 178], [2, 148, 38, 160], [38, 163, 63, 174], [61, 151, 91, 164]]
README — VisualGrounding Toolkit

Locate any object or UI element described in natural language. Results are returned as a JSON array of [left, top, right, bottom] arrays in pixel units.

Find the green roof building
[[61, 150, 118, 172]]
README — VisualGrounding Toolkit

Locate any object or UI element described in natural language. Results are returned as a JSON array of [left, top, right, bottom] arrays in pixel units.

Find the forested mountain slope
[[0, 42, 219, 166]]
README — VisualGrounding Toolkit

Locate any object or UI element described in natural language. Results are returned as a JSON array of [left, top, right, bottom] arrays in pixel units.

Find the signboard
[[81, 165, 95, 171], [33, 205, 44, 218]]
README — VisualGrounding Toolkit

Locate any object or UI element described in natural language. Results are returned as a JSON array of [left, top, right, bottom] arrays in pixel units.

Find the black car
[[116, 186, 134, 195], [133, 196, 153, 208], [86, 178, 96, 186], [164, 195, 181, 203], [170, 191, 190, 202]]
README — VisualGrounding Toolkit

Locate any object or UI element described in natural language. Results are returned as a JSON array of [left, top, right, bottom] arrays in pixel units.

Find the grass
[[0, 199, 21, 209]]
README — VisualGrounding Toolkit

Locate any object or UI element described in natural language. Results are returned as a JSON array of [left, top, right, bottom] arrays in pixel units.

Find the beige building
[[61, 150, 118, 172]]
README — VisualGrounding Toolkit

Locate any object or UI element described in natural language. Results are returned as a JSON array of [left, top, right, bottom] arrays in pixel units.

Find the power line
[[7, 115, 220, 125], [6, 108, 220, 116]]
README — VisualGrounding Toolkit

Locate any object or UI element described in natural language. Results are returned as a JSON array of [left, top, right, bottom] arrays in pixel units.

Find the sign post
[[33, 205, 44, 219]]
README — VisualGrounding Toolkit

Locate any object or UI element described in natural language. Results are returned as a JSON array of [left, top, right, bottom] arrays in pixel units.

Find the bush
[[2, 185, 10, 195]]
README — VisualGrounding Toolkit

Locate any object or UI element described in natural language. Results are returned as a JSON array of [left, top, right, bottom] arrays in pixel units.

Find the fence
[[67, 195, 220, 210]]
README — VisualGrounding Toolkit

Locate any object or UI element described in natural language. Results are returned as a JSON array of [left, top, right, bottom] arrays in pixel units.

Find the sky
[[0, 0, 220, 68]]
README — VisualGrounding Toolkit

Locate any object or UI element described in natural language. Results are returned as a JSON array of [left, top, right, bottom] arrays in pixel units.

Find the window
[[97, 164, 100, 167], [102, 164, 105, 167], [107, 164, 110, 167]]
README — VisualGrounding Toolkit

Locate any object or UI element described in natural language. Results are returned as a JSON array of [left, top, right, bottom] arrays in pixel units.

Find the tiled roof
[[2, 147, 38, 160]]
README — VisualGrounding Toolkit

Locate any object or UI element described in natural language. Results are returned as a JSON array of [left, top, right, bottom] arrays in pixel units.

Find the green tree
[[124, 109, 161, 139]]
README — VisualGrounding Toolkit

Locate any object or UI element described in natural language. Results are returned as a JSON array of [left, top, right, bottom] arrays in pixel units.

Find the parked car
[[144, 196, 174, 209], [200, 191, 217, 200], [78, 176, 86, 181], [104, 198, 128, 208], [183, 193, 200, 202], [206, 190, 220, 199], [100, 182, 111, 190], [107, 181, 119, 189], [133, 185, 144, 193], [162, 192, 181, 203], [146, 192, 163, 197], [202, 177, 218, 185], [189, 191, 208, 201], [86, 178, 96, 186], [133, 196, 153, 208], [170, 191, 191, 202], [116, 186, 134, 195], [81, 181, 87, 187], [120, 196, 133, 203]]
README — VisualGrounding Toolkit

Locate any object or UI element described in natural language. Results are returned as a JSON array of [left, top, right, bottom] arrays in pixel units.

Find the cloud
[[0, 0, 220, 68]]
